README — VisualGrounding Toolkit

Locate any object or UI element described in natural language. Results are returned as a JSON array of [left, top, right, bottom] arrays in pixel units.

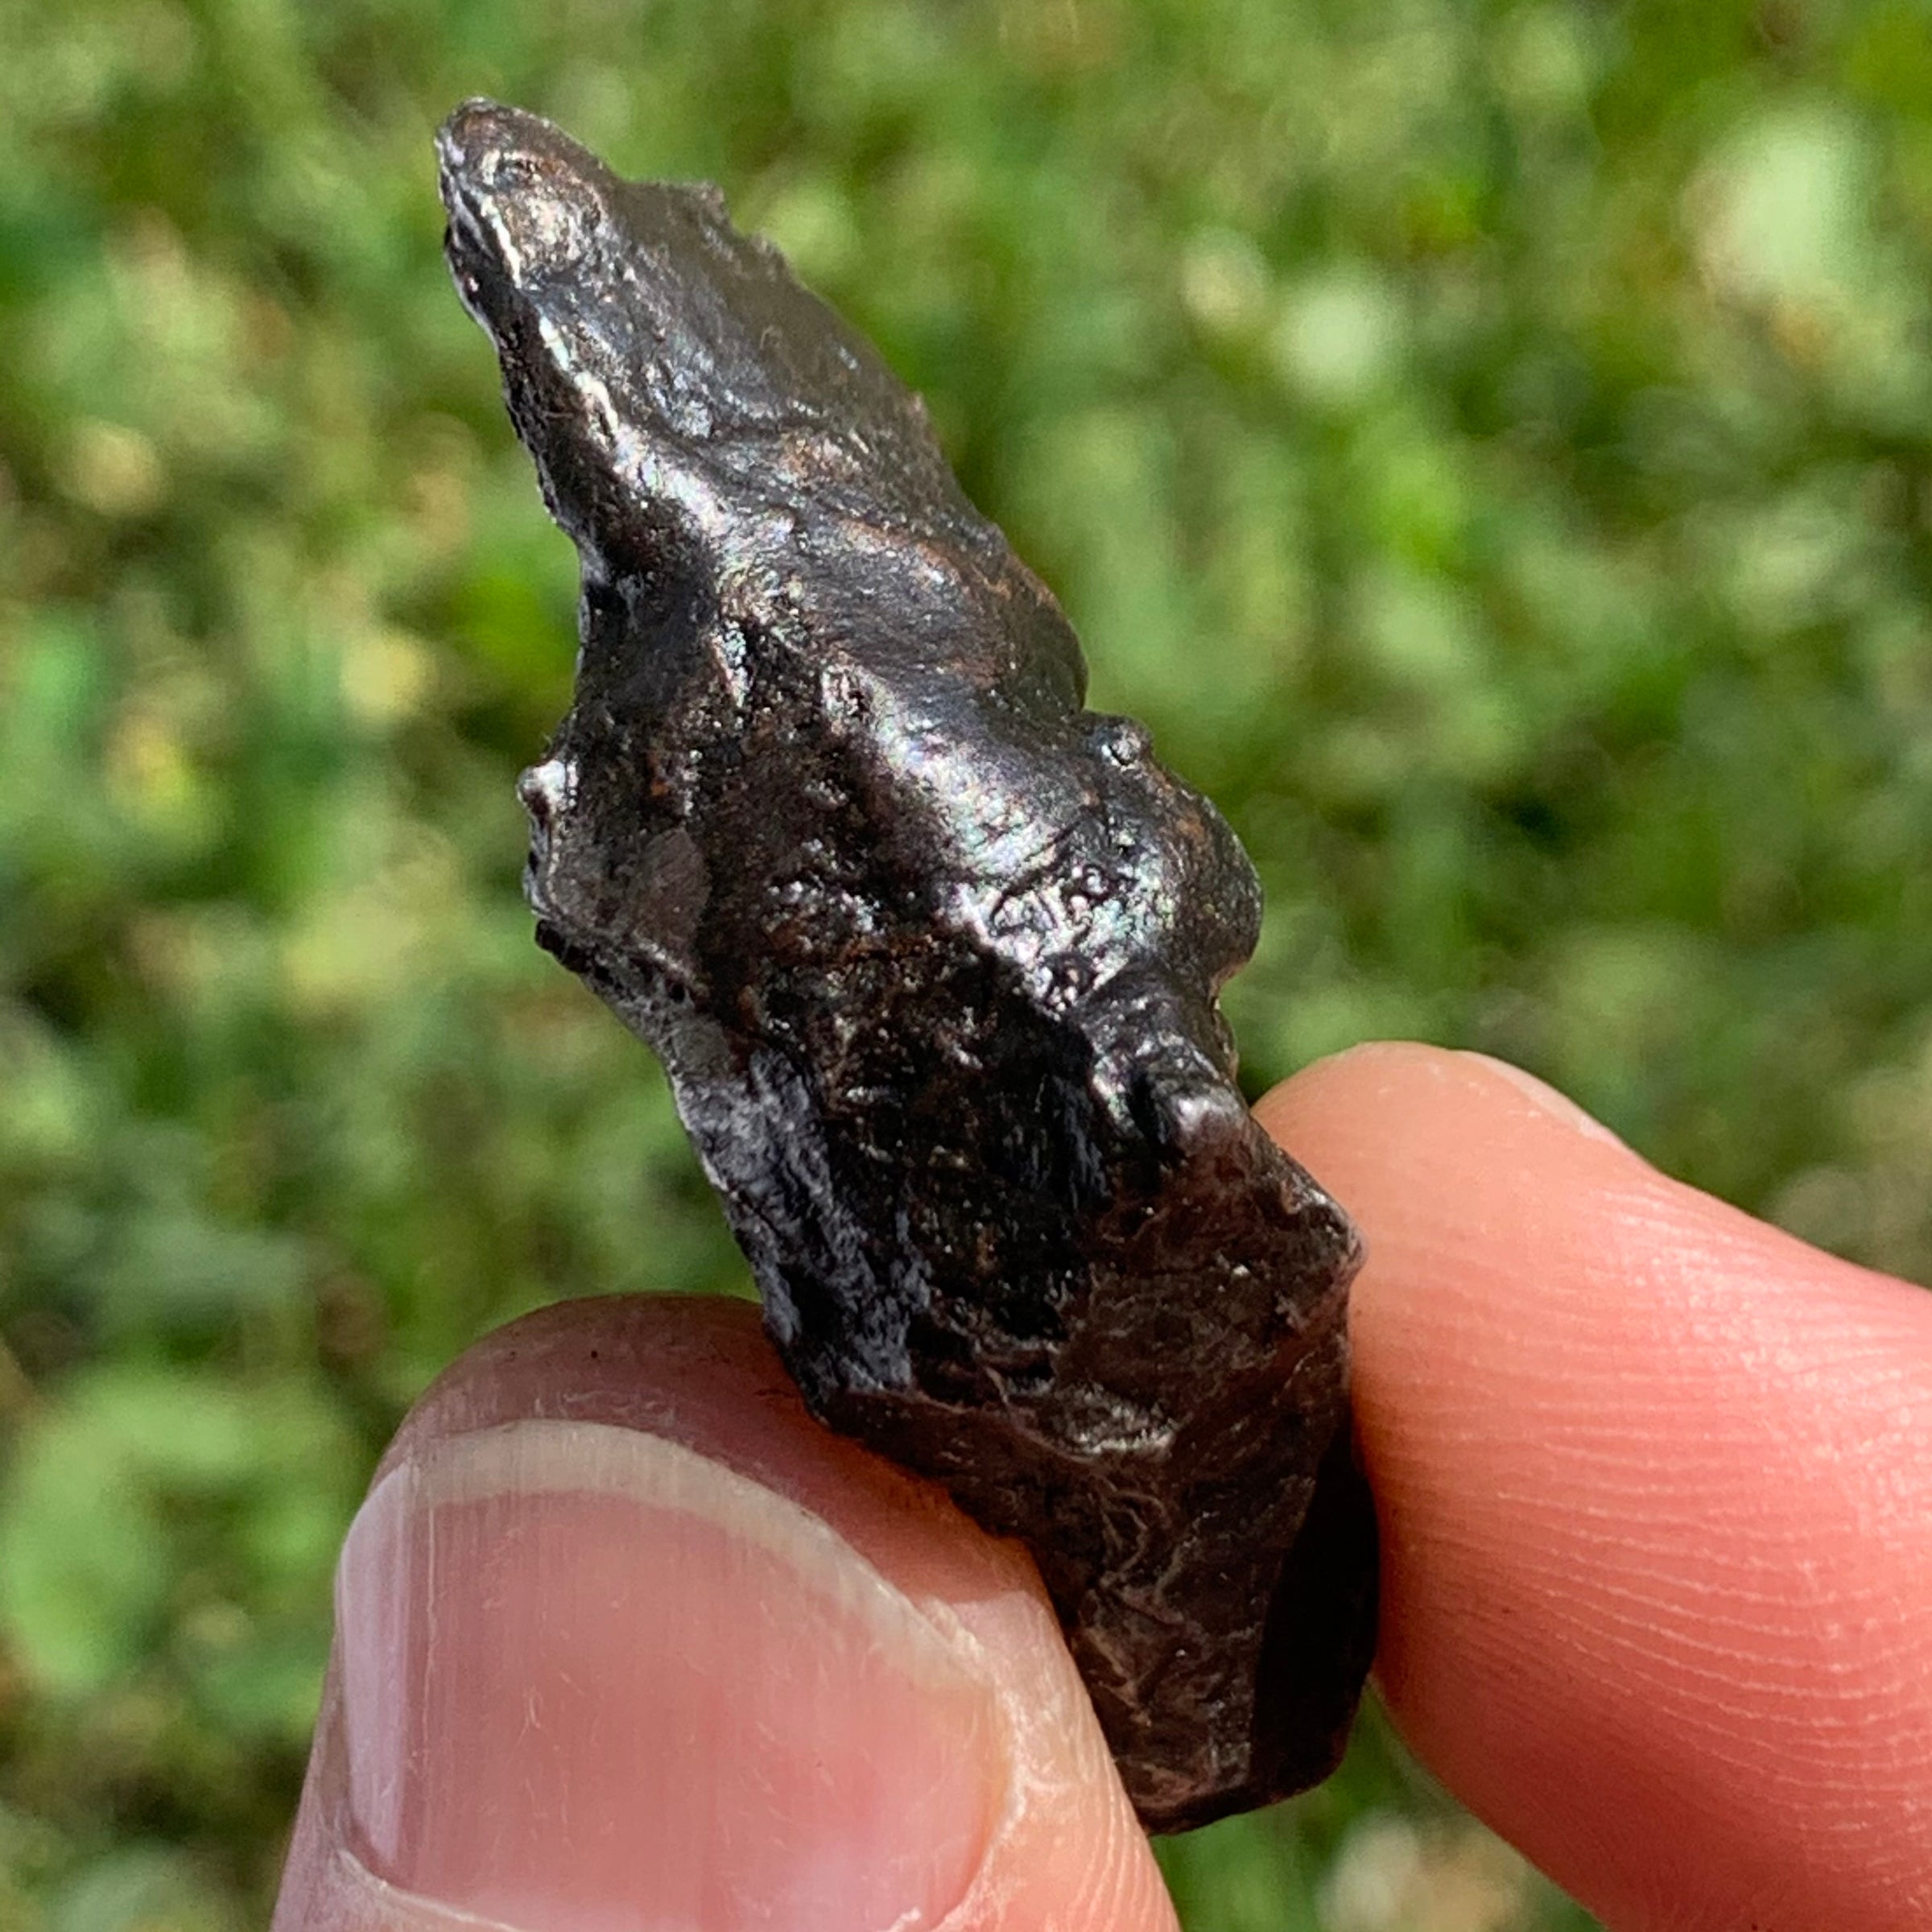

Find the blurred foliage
[[1, 0, 1929, 1925]]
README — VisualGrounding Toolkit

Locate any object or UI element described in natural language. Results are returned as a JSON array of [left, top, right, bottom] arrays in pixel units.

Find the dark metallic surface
[[437, 99, 1377, 1832]]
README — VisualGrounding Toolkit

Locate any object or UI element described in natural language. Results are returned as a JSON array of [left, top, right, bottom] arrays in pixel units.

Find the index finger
[[1258, 1043, 1932, 1932]]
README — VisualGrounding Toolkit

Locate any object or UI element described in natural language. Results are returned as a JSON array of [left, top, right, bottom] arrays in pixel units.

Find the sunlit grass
[[2, 2, 1929, 1923]]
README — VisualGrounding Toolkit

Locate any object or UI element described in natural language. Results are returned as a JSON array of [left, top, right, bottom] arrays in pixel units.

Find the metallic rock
[[437, 99, 1377, 1833]]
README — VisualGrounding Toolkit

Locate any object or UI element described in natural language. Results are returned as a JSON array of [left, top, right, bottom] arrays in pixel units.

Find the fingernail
[[1457, 1052, 1628, 1149], [334, 1418, 1005, 1932]]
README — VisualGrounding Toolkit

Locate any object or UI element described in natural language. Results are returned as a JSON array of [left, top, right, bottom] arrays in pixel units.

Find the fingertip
[[1257, 1040, 1634, 1166], [1258, 1044, 1932, 1930], [275, 1297, 1176, 1932]]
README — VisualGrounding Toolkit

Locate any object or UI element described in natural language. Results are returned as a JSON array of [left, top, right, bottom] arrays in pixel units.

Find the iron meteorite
[[437, 100, 1377, 1833]]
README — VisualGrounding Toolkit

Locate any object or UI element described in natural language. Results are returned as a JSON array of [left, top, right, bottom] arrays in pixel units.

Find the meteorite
[[437, 100, 1377, 1832]]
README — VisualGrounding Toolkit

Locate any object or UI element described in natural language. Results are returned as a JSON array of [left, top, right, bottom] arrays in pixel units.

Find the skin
[[272, 1043, 1932, 1931]]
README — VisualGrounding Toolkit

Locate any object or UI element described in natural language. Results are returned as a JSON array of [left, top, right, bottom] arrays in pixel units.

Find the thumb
[[273, 1295, 1174, 1932]]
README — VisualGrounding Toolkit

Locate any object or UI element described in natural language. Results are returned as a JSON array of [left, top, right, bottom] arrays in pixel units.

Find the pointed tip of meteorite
[[436, 100, 621, 298], [436, 98, 594, 192]]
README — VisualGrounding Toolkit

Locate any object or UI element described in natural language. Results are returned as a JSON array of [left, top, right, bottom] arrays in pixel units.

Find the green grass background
[[2, 0, 1930, 1925]]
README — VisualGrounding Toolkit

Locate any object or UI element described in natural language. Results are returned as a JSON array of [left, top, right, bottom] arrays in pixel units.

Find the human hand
[[271, 1043, 1932, 1931]]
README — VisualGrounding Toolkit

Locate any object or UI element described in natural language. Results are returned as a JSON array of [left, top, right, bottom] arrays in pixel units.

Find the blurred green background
[[2, 0, 1930, 1925]]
